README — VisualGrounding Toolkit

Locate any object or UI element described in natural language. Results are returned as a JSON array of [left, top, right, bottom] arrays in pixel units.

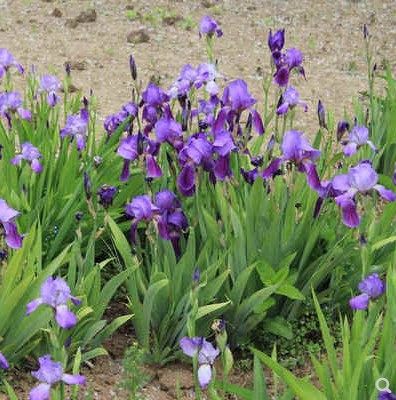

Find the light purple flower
[[0, 199, 23, 249], [60, 108, 89, 151], [12, 142, 43, 173], [342, 124, 376, 156], [26, 276, 81, 329], [0, 48, 24, 78], [332, 162, 396, 227], [39, 75, 61, 107], [0, 91, 31, 121], [199, 16, 223, 38], [180, 337, 220, 389], [0, 352, 9, 369], [29, 355, 85, 400], [349, 273, 385, 310], [277, 86, 307, 115]]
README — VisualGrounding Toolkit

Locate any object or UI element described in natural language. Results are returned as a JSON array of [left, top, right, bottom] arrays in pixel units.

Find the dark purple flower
[[268, 29, 285, 53], [241, 167, 259, 184], [0, 48, 24, 78], [285, 48, 303, 69], [342, 124, 376, 156], [39, 75, 61, 107], [29, 355, 85, 400], [199, 16, 223, 38], [154, 190, 179, 211], [0, 199, 23, 249], [180, 337, 220, 389], [180, 136, 213, 166], [125, 195, 158, 222], [0, 91, 31, 121], [222, 79, 256, 113], [177, 164, 196, 197], [60, 108, 89, 151], [97, 185, 117, 208], [214, 155, 232, 180], [212, 130, 236, 156], [142, 83, 169, 107], [0, 352, 9, 369], [378, 391, 396, 400], [104, 101, 138, 136], [277, 86, 307, 115], [26, 276, 81, 329], [349, 273, 385, 310], [12, 142, 43, 173], [155, 116, 182, 144], [274, 66, 290, 87]]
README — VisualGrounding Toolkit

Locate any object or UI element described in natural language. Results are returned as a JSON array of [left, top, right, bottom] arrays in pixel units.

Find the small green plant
[[120, 343, 150, 400], [125, 9, 140, 22], [179, 16, 196, 31]]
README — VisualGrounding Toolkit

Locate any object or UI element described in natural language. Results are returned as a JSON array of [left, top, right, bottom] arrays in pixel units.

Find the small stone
[[65, 18, 79, 28], [60, 83, 79, 93], [51, 8, 62, 17], [76, 9, 97, 23], [126, 28, 150, 44], [162, 14, 182, 26], [201, 0, 216, 8]]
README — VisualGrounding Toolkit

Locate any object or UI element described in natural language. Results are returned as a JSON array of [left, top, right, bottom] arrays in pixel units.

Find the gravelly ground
[[1, 0, 396, 398]]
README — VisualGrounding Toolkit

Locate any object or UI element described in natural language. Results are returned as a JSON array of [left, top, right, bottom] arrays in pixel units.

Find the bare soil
[[1, 0, 396, 398]]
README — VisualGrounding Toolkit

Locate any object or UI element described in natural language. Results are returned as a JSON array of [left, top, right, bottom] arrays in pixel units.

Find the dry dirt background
[[1, 0, 396, 398]]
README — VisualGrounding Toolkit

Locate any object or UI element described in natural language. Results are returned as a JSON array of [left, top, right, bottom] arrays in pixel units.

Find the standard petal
[[29, 383, 51, 400], [0, 199, 19, 222], [343, 142, 358, 157], [62, 373, 86, 385], [197, 364, 212, 389], [179, 337, 200, 357], [31, 159, 43, 174], [55, 305, 77, 329]]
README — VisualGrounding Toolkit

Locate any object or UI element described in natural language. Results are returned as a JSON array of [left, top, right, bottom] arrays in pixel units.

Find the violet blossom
[[103, 101, 138, 137], [39, 75, 61, 107], [0, 352, 9, 369], [199, 16, 223, 38], [276, 86, 307, 115], [332, 161, 396, 227], [26, 276, 81, 329], [180, 337, 220, 389], [0, 199, 23, 249], [378, 391, 396, 400], [12, 142, 43, 173], [349, 273, 385, 310], [0, 91, 31, 121], [60, 108, 89, 151], [342, 124, 376, 156], [29, 355, 85, 400], [97, 185, 117, 209], [0, 48, 24, 78]]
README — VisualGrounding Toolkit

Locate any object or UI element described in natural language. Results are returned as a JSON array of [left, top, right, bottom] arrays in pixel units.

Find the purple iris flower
[[0, 48, 24, 78], [104, 101, 138, 136], [0, 199, 23, 249], [155, 116, 183, 144], [222, 79, 256, 113], [0, 352, 9, 369], [60, 108, 89, 151], [342, 124, 376, 156], [26, 276, 81, 329], [180, 337, 220, 389], [142, 83, 169, 108], [97, 185, 117, 209], [212, 130, 236, 156], [0, 91, 31, 121], [349, 273, 385, 310], [125, 195, 159, 242], [199, 16, 223, 38], [12, 142, 43, 173], [262, 130, 321, 192], [179, 136, 213, 166], [29, 355, 85, 400], [276, 86, 307, 115], [177, 164, 196, 197], [332, 162, 396, 227], [39, 75, 61, 107], [336, 120, 350, 141], [268, 29, 285, 53]]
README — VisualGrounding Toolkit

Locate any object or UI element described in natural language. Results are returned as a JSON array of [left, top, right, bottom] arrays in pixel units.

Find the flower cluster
[[180, 336, 219, 388], [349, 273, 385, 310], [268, 29, 304, 87], [125, 190, 188, 254], [60, 106, 89, 152]]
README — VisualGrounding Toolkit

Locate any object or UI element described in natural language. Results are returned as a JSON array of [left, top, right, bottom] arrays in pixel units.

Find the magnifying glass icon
[[376, 378, 391, 393]]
